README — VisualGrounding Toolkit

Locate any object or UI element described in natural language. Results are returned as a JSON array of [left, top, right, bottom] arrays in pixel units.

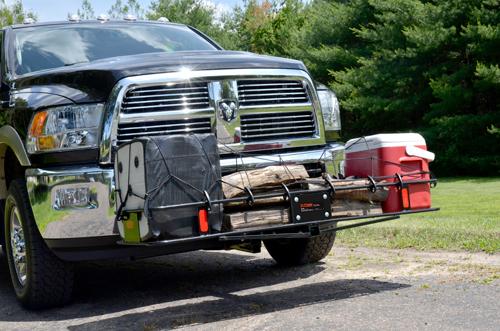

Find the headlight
[[27, 104, 103, 153], [317, 85, 341, 132]]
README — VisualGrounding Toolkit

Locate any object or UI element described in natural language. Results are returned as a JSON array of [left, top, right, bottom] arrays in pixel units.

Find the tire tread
[[264, 231, 336, 266], [5, 179, 74, 309]]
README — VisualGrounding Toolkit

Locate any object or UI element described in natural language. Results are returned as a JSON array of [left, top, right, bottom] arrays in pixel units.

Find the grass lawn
[[336, 177, 500, 254]]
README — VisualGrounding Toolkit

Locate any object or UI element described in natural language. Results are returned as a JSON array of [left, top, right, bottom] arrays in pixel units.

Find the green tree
[[0, 0, 36, 27], [148, 0, 217, 33], [108, 0, 144, 19], [232, 0, 305, 55], [211, 9, 242, 50], [323, 0, 500, 175], [147, 0, 241, 49], [74, 0, 95, 20], [290, 0, 374, 84]]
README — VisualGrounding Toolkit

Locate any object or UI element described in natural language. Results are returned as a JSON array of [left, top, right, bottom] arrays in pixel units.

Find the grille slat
[[242, 119, 314, 128], [238, 82, 302, 88], [122, 101, 210, 112], [123, 96, 209, 105], [239, 97, 309, 104], [122, 82, 210, 114], [240, 114, 312, 123], [118, 121, 209, 132], [239, 88, 305, 94], [242, 124, 315, 134], [240, 111, 316, 142], [240, 90, 304, 99], [237, 80, 309, 107], [127, 91, 208, 99], [129, 86, 208, 94], [118, 127, 210, 138], [116, 118, 212, 144], [242, 130, 316, 139]]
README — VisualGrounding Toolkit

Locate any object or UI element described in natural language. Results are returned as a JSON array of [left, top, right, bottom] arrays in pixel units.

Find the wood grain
[[222, 165, 309, 198], [227, 199, 383, 230]]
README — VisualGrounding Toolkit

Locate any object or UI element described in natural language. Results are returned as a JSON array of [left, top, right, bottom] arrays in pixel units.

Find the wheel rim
[[9, 206, 27, 286]]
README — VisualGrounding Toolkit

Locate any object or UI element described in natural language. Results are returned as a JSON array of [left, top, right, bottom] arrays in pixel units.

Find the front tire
[[4, 179, 74, 309], [264, 231, 336, 266], [0, 199, 5, 257]]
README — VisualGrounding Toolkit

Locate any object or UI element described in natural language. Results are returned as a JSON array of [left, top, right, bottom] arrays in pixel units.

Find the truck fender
[[0, 125, 31, 199]]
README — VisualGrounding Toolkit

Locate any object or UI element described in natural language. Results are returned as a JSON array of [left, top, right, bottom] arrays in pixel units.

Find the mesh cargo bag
[[116, 133, 223, 240]]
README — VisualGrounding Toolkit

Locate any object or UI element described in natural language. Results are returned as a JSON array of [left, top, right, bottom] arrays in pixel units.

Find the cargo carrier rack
[[116, 173, 438, 247]]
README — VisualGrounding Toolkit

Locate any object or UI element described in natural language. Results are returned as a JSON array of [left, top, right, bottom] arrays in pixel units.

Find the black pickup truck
[[0, 18, 435, 309]]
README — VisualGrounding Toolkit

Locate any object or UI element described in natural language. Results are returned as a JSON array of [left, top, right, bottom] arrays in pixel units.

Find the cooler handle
[[406, 145, 435, 161]]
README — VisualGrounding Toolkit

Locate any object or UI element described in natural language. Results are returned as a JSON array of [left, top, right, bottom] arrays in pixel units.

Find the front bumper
[[26, 143, 345, 240]]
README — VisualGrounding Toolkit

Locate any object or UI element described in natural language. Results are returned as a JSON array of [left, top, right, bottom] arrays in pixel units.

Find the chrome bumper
[[26, 143, 344, 240]]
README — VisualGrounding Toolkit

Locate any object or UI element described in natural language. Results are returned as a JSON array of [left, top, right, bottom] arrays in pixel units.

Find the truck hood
[[13, 51, 308, 103]]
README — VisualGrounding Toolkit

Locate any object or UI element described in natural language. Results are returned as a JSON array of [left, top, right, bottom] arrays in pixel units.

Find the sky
[[6, 0, 242, 22]]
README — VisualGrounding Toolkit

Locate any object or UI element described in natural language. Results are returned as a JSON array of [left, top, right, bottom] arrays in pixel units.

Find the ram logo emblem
[[218, 100, 238, 122]]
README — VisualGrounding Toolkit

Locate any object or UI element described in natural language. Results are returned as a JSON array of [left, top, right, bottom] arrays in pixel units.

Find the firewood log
[[228, 207, 289, 230], [227, 200, 383, 230], [222, 165, 309, 199], [307, 178, 389, 202]]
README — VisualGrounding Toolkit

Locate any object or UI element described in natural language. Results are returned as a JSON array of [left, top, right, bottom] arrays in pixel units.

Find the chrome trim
[[121, 81, 210, 113], [119, 108, 213, 123], [237, 79, 309, 106], [220, 143, 345, 175], [238, 82, 301, 87], [122, 101, 208, 111], [26, 143, 344, 240], [26, 166, 116, 239], [116, 118, 212, 144], [239, 111, 316, 141], [9, 205, 27, 286], [99, 69, 325, 165]]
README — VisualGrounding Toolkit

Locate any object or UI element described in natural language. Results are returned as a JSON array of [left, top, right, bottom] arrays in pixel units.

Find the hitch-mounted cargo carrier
[[113, 133, 438, 247]]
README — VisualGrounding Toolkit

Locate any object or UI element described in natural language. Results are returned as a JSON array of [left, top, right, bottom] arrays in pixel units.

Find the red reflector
[[198, 209, 209, 233], [401, 187, 410, 209]]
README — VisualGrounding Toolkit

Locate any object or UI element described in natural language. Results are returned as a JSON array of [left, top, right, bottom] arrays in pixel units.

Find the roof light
[[23, 18, 35, 24], [68, 14, 80, 22], [124, 14, 137, 21], [97, 14, 109, 22], [157, 17, 169, 23]]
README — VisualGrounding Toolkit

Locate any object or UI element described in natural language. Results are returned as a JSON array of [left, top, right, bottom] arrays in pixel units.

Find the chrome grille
[[240, 111, 316, 142], [237, 80, 309, 107], [121, 82, 210, 114], [117, 118, 212, 144]]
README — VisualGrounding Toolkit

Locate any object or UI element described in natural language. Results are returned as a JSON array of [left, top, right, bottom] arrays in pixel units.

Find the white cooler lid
[[345, 133, 426, 153]]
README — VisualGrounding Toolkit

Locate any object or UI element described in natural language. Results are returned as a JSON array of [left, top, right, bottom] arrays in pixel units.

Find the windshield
[[13, 23, 218, 75]]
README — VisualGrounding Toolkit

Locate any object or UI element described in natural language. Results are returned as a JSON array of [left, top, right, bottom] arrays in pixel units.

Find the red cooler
[[344, 133, 434, 212]]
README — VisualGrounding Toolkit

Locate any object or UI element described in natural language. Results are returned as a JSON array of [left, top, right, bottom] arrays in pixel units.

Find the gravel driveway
[[0, 246, 498, 330]]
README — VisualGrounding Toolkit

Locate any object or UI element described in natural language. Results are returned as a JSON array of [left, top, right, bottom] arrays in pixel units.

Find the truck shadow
[[0, 250, 409, 328]]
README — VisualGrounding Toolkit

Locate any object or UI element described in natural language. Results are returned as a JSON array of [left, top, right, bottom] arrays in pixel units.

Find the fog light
[[53, 187, 97, 210]]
